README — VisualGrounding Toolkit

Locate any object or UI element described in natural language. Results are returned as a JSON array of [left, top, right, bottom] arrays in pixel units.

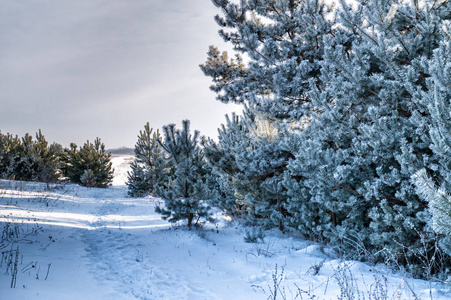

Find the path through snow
[[80, 196, 219, 299]]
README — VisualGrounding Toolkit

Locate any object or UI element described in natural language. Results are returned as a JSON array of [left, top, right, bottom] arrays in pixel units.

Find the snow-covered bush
[[243, 227, 265, 243]]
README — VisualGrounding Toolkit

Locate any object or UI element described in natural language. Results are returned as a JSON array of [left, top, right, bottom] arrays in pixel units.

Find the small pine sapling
[[127, 122, 168, 197], [155, 120, 215, 229]]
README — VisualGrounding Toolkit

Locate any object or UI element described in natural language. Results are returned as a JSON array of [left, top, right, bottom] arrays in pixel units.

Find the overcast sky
[[0, 0, 240, 149]]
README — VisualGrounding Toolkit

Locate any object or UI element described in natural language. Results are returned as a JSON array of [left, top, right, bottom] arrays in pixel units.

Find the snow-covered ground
[[111, 154, 134, 186], [0, 156, 449, 299]]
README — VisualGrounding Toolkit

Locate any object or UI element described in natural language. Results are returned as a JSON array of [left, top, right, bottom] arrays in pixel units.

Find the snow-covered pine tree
[[201, 0, 332, 120], [62, 138, 114, 188], [285, 0, 449, 270], [205, 0, 451, 275], [203, 105, 292, 230], [413, 37, 451, 255], [127, 123, 168, 197], [202, 111, 255, 218], [155, 120, 214, 229], [201, 0, 333, 230]]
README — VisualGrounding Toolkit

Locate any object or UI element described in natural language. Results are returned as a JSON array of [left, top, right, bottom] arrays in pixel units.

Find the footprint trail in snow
[[81, 197, 219, 299]]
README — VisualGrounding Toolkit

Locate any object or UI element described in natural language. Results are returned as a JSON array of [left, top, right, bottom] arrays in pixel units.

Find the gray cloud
[[0, 0, 239, 148]]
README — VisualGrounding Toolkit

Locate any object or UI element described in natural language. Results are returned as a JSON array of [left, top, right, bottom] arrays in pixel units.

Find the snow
[[111, 154, 134, 186], [0, 156, 449, 299]]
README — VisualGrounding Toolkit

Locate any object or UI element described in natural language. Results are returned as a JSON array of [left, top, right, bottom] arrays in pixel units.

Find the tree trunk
[[187, 213, 194, 230]]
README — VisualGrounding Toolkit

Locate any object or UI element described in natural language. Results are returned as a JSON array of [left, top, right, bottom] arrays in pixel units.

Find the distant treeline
[[107, 147, 134, 155]]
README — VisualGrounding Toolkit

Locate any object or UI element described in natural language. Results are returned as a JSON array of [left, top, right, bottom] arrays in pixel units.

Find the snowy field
[[0, 156, 449, 299]]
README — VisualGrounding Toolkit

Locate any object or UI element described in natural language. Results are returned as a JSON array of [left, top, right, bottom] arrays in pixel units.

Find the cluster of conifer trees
[[0, 130, 113, 188], [128, 0, 451, 278], [127, 121, 214, 229]]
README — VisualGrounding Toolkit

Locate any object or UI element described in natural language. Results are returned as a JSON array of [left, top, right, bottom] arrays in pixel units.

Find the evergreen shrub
[[62, 138, 113, 188]]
